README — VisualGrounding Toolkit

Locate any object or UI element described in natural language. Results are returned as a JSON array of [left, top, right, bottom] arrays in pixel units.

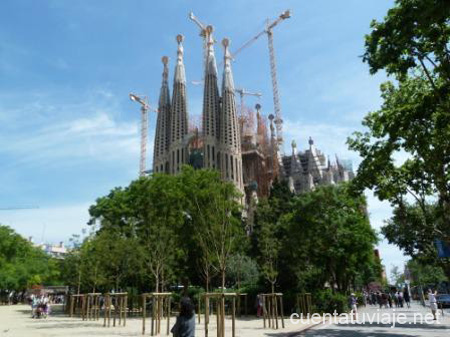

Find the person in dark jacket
[[403, 288, 410, 308], [171, 297, 195, 337]]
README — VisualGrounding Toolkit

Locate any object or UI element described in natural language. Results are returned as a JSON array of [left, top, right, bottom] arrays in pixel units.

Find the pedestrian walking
[[428, 289, 438, 320], [171, 297, 195, 337], [371, 292, 377, 306], [403, 288, 410, 308], [348, 293, 357, 319], [378, 292, 384, 309], [30, 294, 39, 318], [398, 291, 404, 308], [387, 293, 393, 308], [362, 291, 368, 307], [393, 292, 399, 307], [256, 295, 263, 317]]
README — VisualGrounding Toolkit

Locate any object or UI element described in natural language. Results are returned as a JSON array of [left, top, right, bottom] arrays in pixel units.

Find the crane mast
[[130, 93, 151, 177], [267, 28, 283, 151], [0, 206, 39, 211], [140, 104, 148, 177], [188, 12, 209, 78], [235, 88, 262, 117], [230, 10, 290, 153], [187, 9, 291, 153]]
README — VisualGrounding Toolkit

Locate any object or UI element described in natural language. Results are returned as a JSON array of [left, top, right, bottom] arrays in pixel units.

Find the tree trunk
[[77, 270, 81, 295], [221, 269, 226, 291], [237, 256, 241, 290], [155, 274, 159, 293]]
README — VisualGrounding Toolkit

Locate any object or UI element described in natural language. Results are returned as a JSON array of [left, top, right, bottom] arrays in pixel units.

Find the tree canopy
[[62, 167, 245, 294], [0, 225, 60, 291], [252, 182, 381, 294], [349, 0, 450, 273]]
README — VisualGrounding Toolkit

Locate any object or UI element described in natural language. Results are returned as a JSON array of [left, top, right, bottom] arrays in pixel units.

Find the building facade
[[281, 137, 354, 193], [152, 30, 353, 200], [152, 29, 244, 195]]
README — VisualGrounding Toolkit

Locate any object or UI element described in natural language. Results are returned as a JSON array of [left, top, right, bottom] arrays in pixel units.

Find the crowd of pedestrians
[[29, 294, 51, 319], [362, 288, 440, 320], [363, 288, 411, 309]]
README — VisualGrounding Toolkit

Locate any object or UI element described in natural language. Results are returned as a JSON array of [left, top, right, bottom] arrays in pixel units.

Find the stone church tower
[[152, 31, 244, 195], [168, 35, 189, 174], [218, 38, 243, 191], [153, 56, 170, 174], [201, 26, 220, 171]]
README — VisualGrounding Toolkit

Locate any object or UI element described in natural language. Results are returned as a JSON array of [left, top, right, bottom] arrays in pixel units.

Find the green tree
[[129, 174, 183, 292], [254, 199, 281, 293], [0, 225, 60, 291], [226, 254, 259, 289], [88, 174, 182, 292], [86, 167, 245, 293], [349, 0, 450, 274], [406, 259, 447, 286], [363, 0, 450, 82], [251, 180, 293, 293], [390, 266, 405, 286], [282, 184, 379, 293], [348, 76, 450, 241], [189, 169, 244, 290]]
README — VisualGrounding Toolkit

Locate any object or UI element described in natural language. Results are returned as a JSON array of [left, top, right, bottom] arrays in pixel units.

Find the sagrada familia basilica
[[151, 27, 353, 205]]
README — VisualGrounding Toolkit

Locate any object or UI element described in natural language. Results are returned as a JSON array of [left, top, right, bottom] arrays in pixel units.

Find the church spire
[[174, 34, 186, 84], [222, 38, 235, 92], [153, 56, 171, 173], [219, 38, 243, 192], [202, 25, 220, 169], [169, 34, 189, 174]]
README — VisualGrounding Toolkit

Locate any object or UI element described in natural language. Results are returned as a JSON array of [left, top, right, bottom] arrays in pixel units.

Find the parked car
[[436, 294, 450, 308]]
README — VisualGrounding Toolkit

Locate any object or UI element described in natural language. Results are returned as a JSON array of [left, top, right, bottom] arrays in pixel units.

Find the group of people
[[0, 290, 26, 305], [29, 294, 50, 319], [363, 289, 411, 309]]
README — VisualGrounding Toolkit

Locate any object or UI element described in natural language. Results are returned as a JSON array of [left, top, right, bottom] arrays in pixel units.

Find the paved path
[[291, 303, 450, 337], [0, 304, 314, 336]]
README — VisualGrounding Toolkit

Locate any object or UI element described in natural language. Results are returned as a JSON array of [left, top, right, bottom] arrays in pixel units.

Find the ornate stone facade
[[152, 30, 244, 195], [281, 137, 354, 193]]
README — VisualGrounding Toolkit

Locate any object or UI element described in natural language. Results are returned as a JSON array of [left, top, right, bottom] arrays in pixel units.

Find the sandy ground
[[0, 304, 314, 337]]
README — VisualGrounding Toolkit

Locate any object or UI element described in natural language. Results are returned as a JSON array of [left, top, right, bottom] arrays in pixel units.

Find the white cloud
[[0, 90, 141, 169], [0, 203, 91, 244], [283, 118, 357, 163]]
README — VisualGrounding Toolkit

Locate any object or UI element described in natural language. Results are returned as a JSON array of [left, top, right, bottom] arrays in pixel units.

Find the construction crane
[[129, 93, 152, 177], [230, 10, 291, 152], [188, 11, 210, 80], [235, 88, 262, 139], [235, 88, 262, 116], [0, 206, 39, 211]]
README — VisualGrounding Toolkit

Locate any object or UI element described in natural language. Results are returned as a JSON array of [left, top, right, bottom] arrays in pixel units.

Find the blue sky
[[0, 0, 404, 278]]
